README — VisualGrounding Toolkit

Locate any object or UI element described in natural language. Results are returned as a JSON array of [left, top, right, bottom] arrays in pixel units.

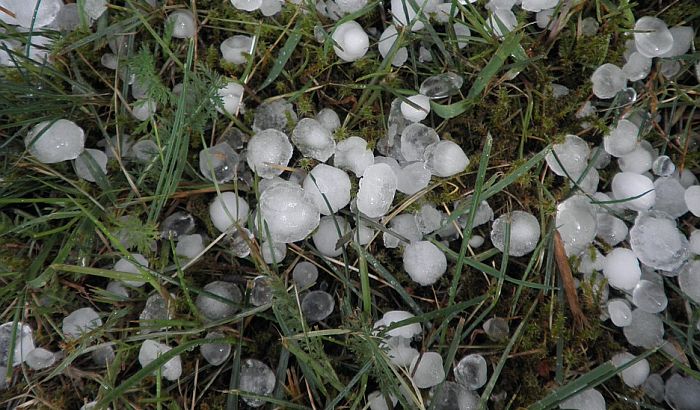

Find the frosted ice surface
[[160, 211, 195, 239], [114, 253, 148, 287], [652, 177, 688, 218], [252, 99, 297, 133], [91, 344, 115, 367], [595, 213, 628, 247], [454, 22, 471, 49], [199, 142, 239, 183], [454, 354, 487, 390], [220, 35, 253, 65], [312, 216, 350, 257], [175, 234, 205, 259], [630, 211, 688, 271], [689, 231, 700, 255], [623, 309, 664, 348], [607, 299, 632, 327], [74, 149, 108, 182], [618, 144, 653, 174], [378, 26, 408, 67], [455, 196, 494, 229], [622, 52, 652, 81], [603, 248, 641, 291], [84, 0, 107, 20], [26, 347, 55, 370], [0, 322, 34, 367], [611, 351, 649, 387], [357, 164, 397, 218], [558, 388, 605, 410], [373, 310, 421, 339], [231, 0, 263, 11], [196, 281, 242, 321], [685, 186, 700, 217], [490, 211, 540, 257], [611, 172, 655, 211], [469, 235, 485, 248], [556, 195, 597, 256], [25, 119, 85, 164], [301, 290, 335, 322], [545, 135, 590, 178], [403, 241, 447, 286], [409, 352, 445, 389], [106, 281, 129, 298], [396, 162, 431, 195], [664, 373, 700, 410], [334, 136, 374, 177], [486, 9, 517, 38], [415, 204, 442, 235], [431, 381, 479, 410], [332, 21, 369, 62], [632, 280, 667, 313], [679, 260, 700, 304], [521, 0, 558, 12], [419, 72, 463, 99], [139, 293, 174, 334], [424, 140, 469, 177], [131, 140, 160, 162], [483, 317, 509, 341], [138, 340, 182, 381], [239, 359, 276, 407], [250, 276, 273, 306], [302, 164, 351, 215], [246, 129, 293, 178], [660, 26, 694, 58], [292, 261, 318, 288], [166, 10, 195, 39], [591, 63, 627, 99], [642, 373, 664, 402], [401, 94, 431, 123], [292, 118, 336, 162], [634, 16, 673, 58], [400, 123, 439, 162], [368, 391, 397, 410], [261, 241, 286, 264], [259, 183, 320, 243], [209, 192, 250, 233], [63, 308, 102, 340], [200, 331, 231, 366], [391, 0, 428, 30], [2, 0, 62, 28], [132, 98, 156, 121], [215, 81, 244, 116], [315, 108, 341, 132], [54, 3, 80, 31], [384, 336, 419, 367]]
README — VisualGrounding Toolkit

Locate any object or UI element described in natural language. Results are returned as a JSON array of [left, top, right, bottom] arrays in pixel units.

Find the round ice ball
[[400, 94, 431, 123], [590, 63, 627, 99], [490, 211, 540, 257], [611, 172, 655, 211], [332, 21, 369, 62], [74, 148, 108, 182], [402, 241, 447, 286], [166, 10, 196, 39], [303, 164, 351, 215], [246, 129, 293, 179], [611, 351, 650, 388], [209, 192, 250, 233], [220, 35, 253, 65], [633, 16, 673, 58], [603, 248, 641, 291], [25, 119, 85, 164], [424, 140, 469, 177], [312, 216, 351, 257]]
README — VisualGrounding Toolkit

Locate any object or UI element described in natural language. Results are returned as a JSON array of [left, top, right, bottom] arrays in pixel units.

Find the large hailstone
[[633, 16, 673, 58], [400, 94, 431, 123], [209, 192, 250, 233], [25, 119, 85, 164], [166, 10, 196, 39], [357, 164, 397, 218], [74, 149, 108, 182], [391, 0, 431, 31], [629, 211, 689, 272], [220, 35, 253, 65], [603, 248, 641, 291], [611, 172, 655, 211], [246, 129, 293, 178], [545, 134, 590, 178], [555, 195, 597, 257], [424, 140, 469, 177], [291, 118, 336, 162], [332, 21, 369, 62], [258, 183, 320, 243], [590, 63, 627, 99], [378, 26, 408, 67], [334, 136, 375, 177], [302, 164, 351, 215], [1, 0, 62, 28], [400, 123, 439, 161], [402, 241, 447, 286], [312, 216, 351, 257], [62, 307, 103, 340], [490, 211, 540, 257], [215, 81, 245, 116]]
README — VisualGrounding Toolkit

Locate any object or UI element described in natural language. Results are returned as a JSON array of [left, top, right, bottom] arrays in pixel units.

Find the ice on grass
[[132, 98, 156, 121], [196, 281, 242, 321], [313, 216, 350, 257], [483, 317, 509, 341], [612, 352, 649, 387], [139, 340, 182, 381], [415, 204, 442, 235], [220, 35, 253, 65], [315, 108, 341, 132], [301, 290, 335, 322], [591, 63, 627, 99], [215, 81, 244, 116], [384, 336, 419, 367], [633, 16, 673, 58], [25, 119, 85, 164], [545, 135, 590, 178], [1, 0, 61, 28], [332, 21, 369, 62], [74, 148, 108, 183], [664, 373, 700, 410], [373, 310, 421, 339], [623, 309, 664, 348], [167, 10, 195, 39], [63, 308, 102, 340], [454, 354, 487, 390], [486, 9, 517, 38], [689, 231, 700, 255], [200, 331, 231, 366], [250, 276, 273, 306], [419, 72, 463, 99], [357, 164, 397, 218], [622, 52, 652, 81], [160, 211, 195, 239], [424, 140, 469, 177], [685, 186, 700, 217], [106, 281, 129, 298], [430, 382, 479, 410], [378, 26, 408, 67], [114, 253, 149, 287], [660, 26, 694, 58], [259, 183, 320, 243], [252, 99, 297, 133], [595, 213, 628, 247], [139, 293, 174, 334], [618, 144, 653, 174], [199, 142, 239, 183], [652, 155, 675, 176], [368, 391, 397, 410], [0, 322, 34, 367], [261, 241, 286, 264], [536, 9, 554, 29], [131, 140, 159, 162], [490, 211, 540, 257], [26, 348, 55, 370], [209, 192, 250, 233], [292, 118, 336, 162], [246, 129, 293, 178], [91, 344, 115, 367], [401, 94, 431, 123], [391, 0, 429, 30], [402, 241, 447, 286], [653, 177, 688, 218], [292, 261, 318, 288], [394, 161, 431, 196], [611, 172, 655, 211], [400, 123, 439, 162], [334, 136, 374, 177], [603, 248, 641, 291], [521, 0, 558, 12], [630, 211, 688, 271], [556, 195, 597, 256], [632, 280, 667, 313], [558, 388, 605, 410], [455, 197, 494, 229], [607, 299, 632, 327], [303, 164, 350, 214], [410, 352, 445, 389], [175, 234, 205, 259], [454, 22, 471, 49], [642, 373, 664, 402], [679, 260, 700, 304], [239, 359, 276, 407], [54, 3, 80, 31], [469, 235, 485, 248]]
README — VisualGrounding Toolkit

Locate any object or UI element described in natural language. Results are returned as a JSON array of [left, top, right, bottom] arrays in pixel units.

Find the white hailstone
[[642, 373, 664, 402], [73, 149, 108, 183], [25, 119, 85, 164], [424, 140, 469, 177], [571, 167, 599, 194], [490, 211, 540, 257], [660, 26, 694, 58], [665, 374, 700, 410], [685, 185, 700, 217], [400, 94, 431, 123], [551, 84, 570, 98], [230, 0, 262, 11], [414, 204, 442, 235], [132, 98, 156, 121], [486, 8, 517, 38], [332, 21, 369, 62], [303, 164, 351, 215], [253, 99, 297, 133], [402, 241, 447, 286], [106, 281, 129, 298], [604, 119, 639, 157], [611, 172, 655, 211], [260, 0, 282, 14], [469, 235, 485, 248], [535, 8, 555, 29], [623, 309, 664, 348], [488, 0, 517, 9], [259, 183, 320, 243], [622, 52, 652, 81], [653, 177, 688, 218], [558, 388, 605, 410], [175, 234, 205, 259], [577, 247, 605, 274], [632, 280, 667, 313], [373, 310, 421, 339], [630, 211, 688, 271], [138, 340, 182, 381], [215, 81, 245, 116], [166, 10, 196, 39], [114, 253, 149, 287], [521, 0, 558, 12], [200, 331, 231, 366], [409, 352, 445, 389], [383, 214, 421, 248], [611, 352, 650, 388], [391, 0, 430, 30], [679, 169, 699, 188], [259, 176, 287, 194], [139, 293, 174, 334], [246, 129, 293, 178], [378, 26, 408, 67], [356, 220, 374, 245], [483, 317, 509, 341], [454, 22, 471, 49], [401, 123, 439, 161], [292, 261, 319, 288], [419, 72, 463, 99], [101, 53, 118, 70], [261, 241, 286, 264], [2, 0, 62, 28], [229, 228, 254, 258], [301, 290, 335, 322], [209, 192, 250, 233], [607, 299, 632, 327], [385, 337, 419, 367], [545, 135, 590, 178], [62, 307, 102, 340], [396, 162, 432, 195], [556, 195, 597, 256], [291, 118, 336, 162], [334, 0, 367, 13], [368, 391, 398, 410], [589, 146, 611, 169], [454, 354, 487, 390], [91, 344, 115, 367], [250, 276, 273, 306], [619, 144, 653, 174], [679, 260, 700, 304], [196, 281, 242, 321], [315, 108, 341, 132], [595, 213, 628, 247], [590, 63, 627, 99], [0, 322, 34, 367], [238, 359, 276, 408], [25, 347, 55, 370], [603, 248, 641, 291], [357, 164, 397, 218], [652, 155, 675, 176], [312, 216, 351, 257], [53, 3, 80, 31], [659, 59, 681, 79], [431, 381, 480, 410], [687, 230, 700, 256], [633, 16, 673, 58], [334, 136, 375, 177], [220, 35, 253, 65], [131, 140, 159, 162], [199, 142, 239, 183]]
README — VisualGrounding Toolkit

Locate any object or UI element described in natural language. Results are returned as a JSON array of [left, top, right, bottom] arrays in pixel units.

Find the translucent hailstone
[[415, 204, 442, 235], [374, 310, 421, 339], [259, 183, 320, 243], [664, 373, 700, 410], [535, 8, 554, 29], [490, 211, 540, 257], [410, 352, 445, 389], [469, 235, 485, 248], [239, 359, 276, 408], [315, 108, 341, 132], [357, 164, 397, 218], [401, 123, 439, 162], [301, 290, 335, 322], [114, 253, 149, 287], [332, 21, 369, 62], [424, 140, 469, 177], [292, 261, 319, 288], [483, 317, 509, 341], [378, 26, 408, 67], [63, 308, 102, 340], [396, 162, 432, 195], [356, 220, 374, 245], [419, 72, 463, 99], [246, 129, 293, 178], [313, 216, 350, 257], [91, 344, 115, 367], [486, 8, 517, 38], [430, 381, 480, 410], [25, 347, 55, 370], [403, 241, 447, 286], [166, 10, 196, 39], [383, 214, 421, 248], [652, 155, 675, 177], [230, 0, 262, 11], [333, 136, 374, 177], [25, 119, 85, 164], [642, 373, 665, 402], [619, 144, 653, 174], [622, 52, 652, 81], [175, 234, 205, 259], [160, 211, 195, 239], [215, 81, 244, 116], [679, 169, 699, 188], [580, 17, 599, 37], [611, 172, 655, 211], [83, 0, 107, 20], [689, 231, 700, 255], [607, 299, 632, 327], [419, 46, 433, 62], [679, 260, 700, 304], [611, 352, 650, 388], [555, 195, 597, 257], [595, 213, 628, 247], [302, 164, 351, 215], [632, 280, 667, 313], [400, 94, 431, 123], [74, 149, 108, 182], [200, 331, 231, 366], [138, 340, 182, 381], [132, 98, 157, 121], [53, 3, 80, 31], [630, 211, 688, 271], [139, 293, 174, 334], [571, 167, 599, 194], [577, 248, 605, 275], [292, 118, 336, 162], [220, 35, 253, 65], [131, 140, 159, 162], [250, 276, 273, 307], [590, 63, 627, 99], [558, 388, 605, 410], [196, 281, 242, 321], [653, 177, 688, 218], [106, 281, 129, 298], [454, 354, 487, 390], [384, 336, 419, 367], [455, 197, 494, 229], [660, 26, 694, 58], [209, 192, 250, 233], [334, 0, 367, 14], [603, 248, 641, 291], [545, 135, 590, 178], [368, 391, 398, 410], [521, 0, 558, 12], [623, 309, 664, 348], [252, 99, 297, 133], [199, 142, 239, 183], [391, 0, 429, 30], [1, 0, 62, 28], [685, 186, 700, 217], [0, 322, 34, 366], [261, 241, 286, 264], [633, 16, 673, 58]]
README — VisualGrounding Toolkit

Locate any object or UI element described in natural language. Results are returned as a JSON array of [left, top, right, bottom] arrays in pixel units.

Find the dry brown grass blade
[[553, 230, 588, 330]]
